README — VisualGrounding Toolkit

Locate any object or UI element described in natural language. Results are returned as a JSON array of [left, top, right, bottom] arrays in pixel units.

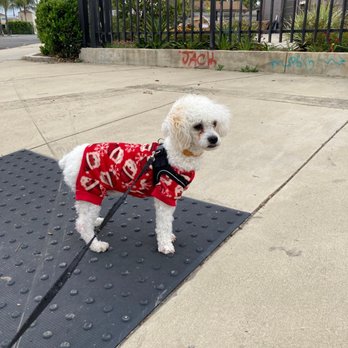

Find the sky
[[0, 6, 20, 18]]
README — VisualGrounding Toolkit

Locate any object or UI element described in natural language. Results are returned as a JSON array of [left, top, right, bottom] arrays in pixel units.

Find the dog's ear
[[214, 105, 231, 137], [162, 108, 191, 150]]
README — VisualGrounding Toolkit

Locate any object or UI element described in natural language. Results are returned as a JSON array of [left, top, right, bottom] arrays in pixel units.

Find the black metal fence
[[78, 0, 348, 50]]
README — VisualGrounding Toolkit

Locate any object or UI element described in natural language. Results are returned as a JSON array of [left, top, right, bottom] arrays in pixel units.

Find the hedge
[[36, 0, 82, 59], [8, 21, 34, 34]]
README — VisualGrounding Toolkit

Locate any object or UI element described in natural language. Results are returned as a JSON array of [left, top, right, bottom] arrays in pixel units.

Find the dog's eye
[[213, 121, 217, 128], [193, 123, 203, 131]]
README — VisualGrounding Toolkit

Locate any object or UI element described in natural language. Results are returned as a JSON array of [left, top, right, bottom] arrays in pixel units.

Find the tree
[[12, 0, 36, 21], [0, 0, 13, 33], [11, 0, 22, 11]]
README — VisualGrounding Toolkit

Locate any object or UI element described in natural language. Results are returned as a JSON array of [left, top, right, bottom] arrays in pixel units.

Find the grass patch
[[240, 65, 259, 73]]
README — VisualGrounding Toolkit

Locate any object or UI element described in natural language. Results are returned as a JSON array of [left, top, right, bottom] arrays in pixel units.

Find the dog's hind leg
[[154, 199, 176, 254], [95, 217, 104, 227], [75, 201, 109, 253]]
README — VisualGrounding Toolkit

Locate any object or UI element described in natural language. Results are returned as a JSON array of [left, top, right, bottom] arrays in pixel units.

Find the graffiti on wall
[[320, 56, 346, 65], [270, 55, 346, 70], [179, 50, 217, 68]]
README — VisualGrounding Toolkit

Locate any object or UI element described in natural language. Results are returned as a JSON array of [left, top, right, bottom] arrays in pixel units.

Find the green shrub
[[36, 0, 82, 59], [168, 35, 210, 49], [8, 21, 34, 34], [240, 65, 259, 72], [290, 4, 348, 52], [215, 21, 267, 51], [106, 41, 137, 48], [216, 33, 233, 50]]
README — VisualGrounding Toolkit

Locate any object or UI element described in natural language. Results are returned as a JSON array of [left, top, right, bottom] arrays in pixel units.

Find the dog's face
[[162, 95, 230, 152], [190, 119, 221, 150]]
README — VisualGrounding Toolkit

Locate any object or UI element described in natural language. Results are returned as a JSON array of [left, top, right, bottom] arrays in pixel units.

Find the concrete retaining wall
[[80, 48, 348, 77]]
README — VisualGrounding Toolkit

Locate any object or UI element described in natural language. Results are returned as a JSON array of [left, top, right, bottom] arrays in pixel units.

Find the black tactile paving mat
[[0, 150, 250, 348]]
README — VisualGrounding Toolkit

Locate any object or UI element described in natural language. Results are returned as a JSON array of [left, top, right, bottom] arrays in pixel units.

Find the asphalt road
[[0, 34, 40, 49]]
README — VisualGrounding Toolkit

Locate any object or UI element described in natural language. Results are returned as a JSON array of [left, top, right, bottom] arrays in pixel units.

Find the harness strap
[[153, 146, 190, 188]]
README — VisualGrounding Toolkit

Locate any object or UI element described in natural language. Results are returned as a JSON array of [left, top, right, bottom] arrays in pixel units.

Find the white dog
[[59, 94, 230, 254]]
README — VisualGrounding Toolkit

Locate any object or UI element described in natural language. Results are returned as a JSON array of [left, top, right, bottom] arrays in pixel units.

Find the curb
[[80, 48, 348, 78], [22, 52, 57, 63]]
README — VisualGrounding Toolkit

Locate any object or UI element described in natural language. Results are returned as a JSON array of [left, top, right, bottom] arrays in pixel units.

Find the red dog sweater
[[75, 142, 195, 206]]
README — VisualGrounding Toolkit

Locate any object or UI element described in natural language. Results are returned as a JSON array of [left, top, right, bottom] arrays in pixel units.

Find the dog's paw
[[170, 233, 176, 242], [95, 217, 104, 227], [158, 242, 175, 255], [90, 240, 109, 253]]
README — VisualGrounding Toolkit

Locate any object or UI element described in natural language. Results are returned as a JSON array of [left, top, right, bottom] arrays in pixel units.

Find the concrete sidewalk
[[1, 46, 348, 347], [0, 43, 40, 61]]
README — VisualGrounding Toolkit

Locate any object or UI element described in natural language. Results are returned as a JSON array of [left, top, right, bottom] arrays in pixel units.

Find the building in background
[[18, 9, 36, 32]]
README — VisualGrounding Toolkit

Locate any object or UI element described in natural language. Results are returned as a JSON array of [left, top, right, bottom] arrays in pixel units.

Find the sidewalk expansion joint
[[183, 73, 269, 86], [10, 65, 153, 82], [28, 100, 176, 153], [2, 88, 140, 112], [11, 82, 58, 159], [250, 118, 348, 218], [127, 84, 348, 110]]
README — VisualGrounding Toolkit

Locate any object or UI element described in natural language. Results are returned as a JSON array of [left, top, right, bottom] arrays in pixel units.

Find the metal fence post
[[105, 0, 113, 44], [313, 0, 321, 43], [301, 0, 309, 45], [209, 0, 216, 49], [78, 0, 90, 47], [326, 0, 335, 44], [289, 0, 296, 43], [279, 0, 286, 43], [339, 0, 347, 44], [88, 0, 98, 47], [268, 0, 275, 43], [257, 0, 263, 43], [238, 0, 243, 42], [101, 0, 113, 45]]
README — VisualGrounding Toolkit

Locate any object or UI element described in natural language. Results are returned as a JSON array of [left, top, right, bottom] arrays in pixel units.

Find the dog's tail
[[58, 144, 88, 191], [58, 154, 68, 171], [58, 144, 87, 170]]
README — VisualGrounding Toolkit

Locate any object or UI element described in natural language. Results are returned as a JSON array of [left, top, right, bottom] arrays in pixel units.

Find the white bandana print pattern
[[124, 144, 138, 154], [80, 176, 99, 191], [86, 152, 100, 169], [123, 159, 137, 180], [100, 171, 113, 187], [110, 146, 124, 165], [130, 178, 152, 195], [95, 143, 109, 156], [140, 144, 152, 152]]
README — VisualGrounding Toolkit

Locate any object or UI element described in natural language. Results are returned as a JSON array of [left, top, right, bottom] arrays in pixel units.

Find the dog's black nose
[[208, 135, 218, 144]]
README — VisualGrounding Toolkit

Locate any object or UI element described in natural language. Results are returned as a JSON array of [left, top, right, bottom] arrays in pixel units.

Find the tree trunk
[[4, 9, 8, 34]]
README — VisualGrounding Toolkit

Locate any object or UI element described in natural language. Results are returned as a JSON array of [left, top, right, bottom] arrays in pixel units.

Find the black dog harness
[[153, 145, 190, 188]]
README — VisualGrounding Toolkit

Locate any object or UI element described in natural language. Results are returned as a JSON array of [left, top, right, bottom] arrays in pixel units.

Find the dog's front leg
[[154, 198, 176, 254]]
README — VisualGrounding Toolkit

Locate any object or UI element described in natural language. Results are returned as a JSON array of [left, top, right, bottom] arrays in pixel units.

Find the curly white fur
[[59, 94, 230, 254]]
